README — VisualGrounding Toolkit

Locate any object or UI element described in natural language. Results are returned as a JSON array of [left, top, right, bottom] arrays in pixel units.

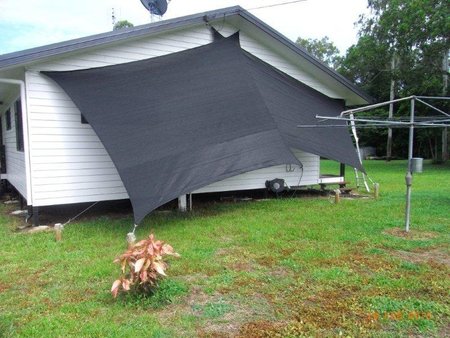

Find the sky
[[0, 0, 370, 56]]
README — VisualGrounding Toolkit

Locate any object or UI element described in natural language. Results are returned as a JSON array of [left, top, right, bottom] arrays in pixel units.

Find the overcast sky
[[0, 0, 370, 56]]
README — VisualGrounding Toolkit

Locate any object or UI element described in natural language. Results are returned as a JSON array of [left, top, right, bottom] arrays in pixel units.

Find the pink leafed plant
[[111, 233, 180, 298]]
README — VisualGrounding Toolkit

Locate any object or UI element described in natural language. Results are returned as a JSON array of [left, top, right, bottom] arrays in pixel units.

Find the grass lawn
[[0, 160, 449, 337]]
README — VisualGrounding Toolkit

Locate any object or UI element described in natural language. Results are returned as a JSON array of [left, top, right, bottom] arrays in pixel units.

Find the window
[[5, 109, 11, 130], [15, 99, 24, 152]]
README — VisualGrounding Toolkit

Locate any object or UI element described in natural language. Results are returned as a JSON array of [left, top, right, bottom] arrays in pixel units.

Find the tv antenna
[[112, 8, 116, 27], [140, 0, 171, 22]]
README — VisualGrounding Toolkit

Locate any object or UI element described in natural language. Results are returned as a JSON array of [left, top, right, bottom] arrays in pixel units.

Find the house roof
[[0, 6, 371, 104]]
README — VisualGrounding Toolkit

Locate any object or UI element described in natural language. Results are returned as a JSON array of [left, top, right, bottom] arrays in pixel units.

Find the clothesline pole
[[404, 97, 415, 232]]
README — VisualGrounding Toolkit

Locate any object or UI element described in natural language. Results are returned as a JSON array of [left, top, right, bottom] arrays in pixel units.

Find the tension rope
[[62, 201, 100, 226]]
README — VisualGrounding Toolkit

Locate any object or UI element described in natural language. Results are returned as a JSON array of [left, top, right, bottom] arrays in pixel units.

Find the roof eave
[[0, 5, 372, 104], [0, 6, 242, 70]]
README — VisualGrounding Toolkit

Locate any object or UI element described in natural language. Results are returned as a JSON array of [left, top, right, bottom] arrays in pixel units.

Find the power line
[[247, 0, 308, 11]]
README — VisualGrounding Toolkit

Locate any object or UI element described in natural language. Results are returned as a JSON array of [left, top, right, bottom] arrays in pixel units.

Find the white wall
[[25, 24, 323, 207], [195, 149, 318, 193], [25, 71, 128, 206], [220, 25, 342, 99], [1, 96, 27, 198]]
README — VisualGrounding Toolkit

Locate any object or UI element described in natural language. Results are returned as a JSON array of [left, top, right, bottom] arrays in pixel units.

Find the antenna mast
[[112, 8, 116, 27], [150, 12, 160, 23], [140, 0, 170, 23]]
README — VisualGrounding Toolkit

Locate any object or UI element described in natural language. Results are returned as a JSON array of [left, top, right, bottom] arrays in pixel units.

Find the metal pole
[[340, 96, 415, 116], [415, 96, 450, 100], [405, 98, 415, 232], [442, 50, 449, 162], [443, 127, 449, 162], [415, 98, 450, 117], [387, 54, 396, 160]]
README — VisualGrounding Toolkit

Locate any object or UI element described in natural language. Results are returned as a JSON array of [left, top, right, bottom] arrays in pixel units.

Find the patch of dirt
[[293, 288, 368, 329], [216, 247, 259, 273], [215, 248, 232, 257], [228, 261, 254, 272], [438, 323, 450, 338], [155, 286, 208, 328], [254, 255, 280, 268], [390, 248, 450, 267], [198, 293, 276, 338], [157, 283, 276, 338], [179, 273, 209, 284], [236, 320, 288, 338], [322, 252, 397, 274], [236, 319, 333, 338], [0, 281, 10, 293], [383, 227, 438, 240], [269, 266, 292, 278], [199, 315, 245, 337], [218, 249, 292, 275], [236, 286, 375, 337], [186, 286, 211, 307]]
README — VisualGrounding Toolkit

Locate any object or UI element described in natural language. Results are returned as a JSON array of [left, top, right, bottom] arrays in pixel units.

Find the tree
[[296, 36, 343, 70], [113, 20, 134, 31], [339, 0, 449, 160]]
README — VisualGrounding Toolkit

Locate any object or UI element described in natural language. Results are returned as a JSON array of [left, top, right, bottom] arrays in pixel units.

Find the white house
[[0, 6, 370, 225]]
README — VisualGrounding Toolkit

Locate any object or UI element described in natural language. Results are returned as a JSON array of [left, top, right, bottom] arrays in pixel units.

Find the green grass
[[0, 160, 448, 337]]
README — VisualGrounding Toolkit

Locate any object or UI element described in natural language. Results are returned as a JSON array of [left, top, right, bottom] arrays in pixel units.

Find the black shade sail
[[43, 33, 362, 223]]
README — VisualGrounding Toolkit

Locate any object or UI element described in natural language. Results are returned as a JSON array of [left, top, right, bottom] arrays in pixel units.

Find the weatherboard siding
[[2, 97, 27, 198], [25, 69, 126, 206], [235, 29, 341, 99], [194, 149, 319, 194], [26, 25, 324, 207]]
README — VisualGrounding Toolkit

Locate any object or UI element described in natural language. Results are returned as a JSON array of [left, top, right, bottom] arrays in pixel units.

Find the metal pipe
[[415, 96, 450, 100], [315, 115, 412, 125], [387, 54, 397, 160], [339, 115, 446, 121], [405, 97, 415, 232], [407, 98, 415, 173], [297, 123, 450, 129], [340, 96, 415, 116], [340, 96, 449, 117], [311, 115, 450, 128], [415, 98, 450, 117]]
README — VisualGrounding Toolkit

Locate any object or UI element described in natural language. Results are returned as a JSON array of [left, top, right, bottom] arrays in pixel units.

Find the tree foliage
[[113, 20, 134, 31], [296, 36, 343, 70], [339, 0, 449, 158]]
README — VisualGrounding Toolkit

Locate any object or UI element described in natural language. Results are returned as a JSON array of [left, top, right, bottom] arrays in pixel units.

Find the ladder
[[349, 113, 373, 192]]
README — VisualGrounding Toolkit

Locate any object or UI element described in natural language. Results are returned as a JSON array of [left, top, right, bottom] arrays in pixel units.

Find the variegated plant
[[111, 233, 180, 298]]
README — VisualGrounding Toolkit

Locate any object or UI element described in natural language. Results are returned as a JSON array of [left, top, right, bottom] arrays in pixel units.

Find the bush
[[111, 233, 180, 298]]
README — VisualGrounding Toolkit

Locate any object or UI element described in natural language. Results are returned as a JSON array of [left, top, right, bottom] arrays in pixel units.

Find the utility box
[[411, 157, 423, 173]]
